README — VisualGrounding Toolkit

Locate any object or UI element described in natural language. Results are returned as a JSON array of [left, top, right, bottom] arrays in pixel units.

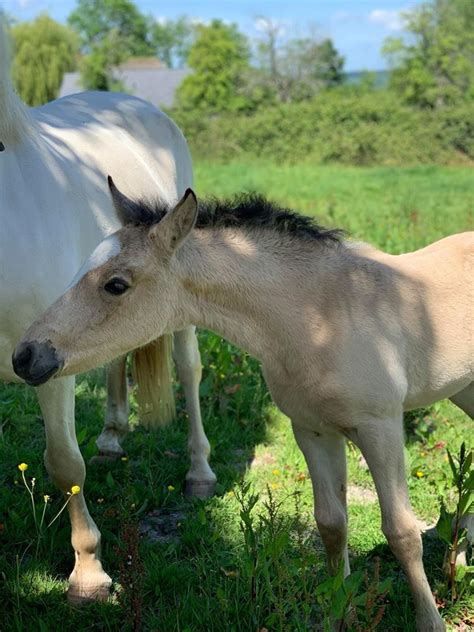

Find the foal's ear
[[151, 189, 198, 253], [108, 176, 139, 225]]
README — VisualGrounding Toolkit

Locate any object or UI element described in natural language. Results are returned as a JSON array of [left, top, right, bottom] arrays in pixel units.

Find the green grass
[[0, 163, 473, 631]]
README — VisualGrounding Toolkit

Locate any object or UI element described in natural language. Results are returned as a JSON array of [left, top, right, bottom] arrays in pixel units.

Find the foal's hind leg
[[351, 414, 445, 632], [173, 326, 217, 498], [37, 376, 112, 604], [292, 424, 350, 576], [450, 382, 474, 418], [92, 356, 129, 463]]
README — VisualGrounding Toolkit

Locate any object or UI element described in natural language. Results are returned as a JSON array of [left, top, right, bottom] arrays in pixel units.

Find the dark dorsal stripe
[[126, 192, 344, 244]]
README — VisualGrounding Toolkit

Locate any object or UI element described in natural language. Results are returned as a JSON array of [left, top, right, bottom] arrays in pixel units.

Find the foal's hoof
[[185, 479, 216, 499], [67, 580, 111, 606], [89, 451, 124, 465]]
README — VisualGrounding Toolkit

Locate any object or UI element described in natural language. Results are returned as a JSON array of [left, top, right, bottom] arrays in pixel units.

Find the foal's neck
[[177, 228, 336, 363]]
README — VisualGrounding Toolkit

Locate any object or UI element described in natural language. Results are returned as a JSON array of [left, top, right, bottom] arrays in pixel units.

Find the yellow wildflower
[[167, 485, 175, 492], [70, 485, 81, 495], [18, 463, 28, 472], [44, 495, 50, 503], [415, 470, 424, 478], [272, 469, 280, 476]]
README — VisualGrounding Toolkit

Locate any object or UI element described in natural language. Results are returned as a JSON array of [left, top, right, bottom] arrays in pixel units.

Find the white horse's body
[[1, 91, 185, 381], [1, 27, 215, 601]]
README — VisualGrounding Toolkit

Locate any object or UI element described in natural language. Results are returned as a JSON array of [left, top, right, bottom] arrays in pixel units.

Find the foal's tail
[[132, 335, 176, 428]]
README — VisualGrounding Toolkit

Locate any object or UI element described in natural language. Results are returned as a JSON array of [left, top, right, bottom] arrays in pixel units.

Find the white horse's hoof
[[67, 577, 112, 605], [185, 479, 216, 499]]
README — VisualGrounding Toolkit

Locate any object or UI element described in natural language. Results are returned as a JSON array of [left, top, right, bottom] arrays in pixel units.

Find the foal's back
[[359, 232, 473, 409], [267, 232, 472, 426]]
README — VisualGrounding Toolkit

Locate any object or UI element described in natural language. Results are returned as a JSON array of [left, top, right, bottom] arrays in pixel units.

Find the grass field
[[0, 164, 473, 631]]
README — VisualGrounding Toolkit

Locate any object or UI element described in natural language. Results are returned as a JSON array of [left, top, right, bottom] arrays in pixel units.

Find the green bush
[[172, 88, 474, 166]]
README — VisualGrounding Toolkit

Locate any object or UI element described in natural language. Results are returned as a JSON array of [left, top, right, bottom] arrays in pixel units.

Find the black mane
[[127, 192, 344, 244]]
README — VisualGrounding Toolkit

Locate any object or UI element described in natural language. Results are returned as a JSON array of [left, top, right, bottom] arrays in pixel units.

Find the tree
[[176, 20, 252, 113], [68, 0, 153, 90], [383, 0, 474, 107], [151, 16, 195, 68], [11, 14, 78, 106], [279, 37, 345, 101], [256, 18, 344, 102]]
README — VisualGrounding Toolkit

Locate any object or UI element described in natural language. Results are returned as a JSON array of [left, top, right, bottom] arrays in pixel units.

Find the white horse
[[0, 22, 216, 603], [16, 183, 473, 631]]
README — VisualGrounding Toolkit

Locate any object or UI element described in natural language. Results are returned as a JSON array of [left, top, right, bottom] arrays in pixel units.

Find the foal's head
[[12, 178, 198, 385]]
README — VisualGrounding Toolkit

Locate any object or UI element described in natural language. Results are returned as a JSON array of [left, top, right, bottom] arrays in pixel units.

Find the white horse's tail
[[132, 335, 176, 428], [0, 14, 36, 144]]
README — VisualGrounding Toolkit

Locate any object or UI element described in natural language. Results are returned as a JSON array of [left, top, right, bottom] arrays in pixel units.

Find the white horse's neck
[[176, 229, 337, 365]]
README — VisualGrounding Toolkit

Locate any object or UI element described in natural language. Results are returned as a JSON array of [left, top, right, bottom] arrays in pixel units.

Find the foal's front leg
[[351, 414, 445, 632], [36, 376, 111, 604], [92, 356, 129, 463], [292, 424, 350, 575], [173, 326, 217, 498]]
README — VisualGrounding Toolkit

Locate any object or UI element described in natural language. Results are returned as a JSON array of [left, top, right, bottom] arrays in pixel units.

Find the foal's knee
[[382, 513, 422, 560]]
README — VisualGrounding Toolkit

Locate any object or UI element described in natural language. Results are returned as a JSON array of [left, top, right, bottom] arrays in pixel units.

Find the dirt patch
[[347, 484, 377, 504], [139, 509, 186, 544], [250, 450, 277, 468]]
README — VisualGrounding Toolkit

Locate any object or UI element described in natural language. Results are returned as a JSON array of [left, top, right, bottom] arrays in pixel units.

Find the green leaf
[[106, 471, 115, 488], [461, 450, 472, 479], [447, 448, 459, 485], [459, 490, 472, 515], [436, 502, 453, 544]]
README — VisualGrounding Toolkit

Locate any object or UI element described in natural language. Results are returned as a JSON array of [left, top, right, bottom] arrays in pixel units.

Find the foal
[[14, 181, 473, 631]]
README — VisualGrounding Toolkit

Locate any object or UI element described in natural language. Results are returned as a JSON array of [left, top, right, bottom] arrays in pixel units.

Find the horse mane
[[0, 14, 37, 145], [125, 192, 345, 244]]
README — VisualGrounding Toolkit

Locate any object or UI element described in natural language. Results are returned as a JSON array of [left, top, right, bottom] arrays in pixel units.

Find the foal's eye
[[104, 278, 130, 296]]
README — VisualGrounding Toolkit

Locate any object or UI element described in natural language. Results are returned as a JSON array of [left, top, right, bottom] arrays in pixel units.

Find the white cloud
[[189, 17, 209, 27], [369, 9, 405, 31], [254, 17, 287, 37]]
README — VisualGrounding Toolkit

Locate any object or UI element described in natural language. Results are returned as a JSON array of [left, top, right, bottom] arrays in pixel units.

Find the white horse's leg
[[92, 356, 129, 463], [352, 415, 445, 632], [36, 376, 112, 604], [173, 326, 216, 498], [292, 424, 350, 576]]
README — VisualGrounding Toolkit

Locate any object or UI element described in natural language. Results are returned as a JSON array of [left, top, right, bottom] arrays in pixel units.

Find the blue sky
[[1, 0, 422, 71]]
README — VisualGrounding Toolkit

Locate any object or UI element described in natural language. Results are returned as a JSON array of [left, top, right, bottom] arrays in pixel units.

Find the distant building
[[59, 58, 191, 108]]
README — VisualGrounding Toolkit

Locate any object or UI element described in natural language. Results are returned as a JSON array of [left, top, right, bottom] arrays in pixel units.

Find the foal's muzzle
[[12, 340, 62, 386]]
